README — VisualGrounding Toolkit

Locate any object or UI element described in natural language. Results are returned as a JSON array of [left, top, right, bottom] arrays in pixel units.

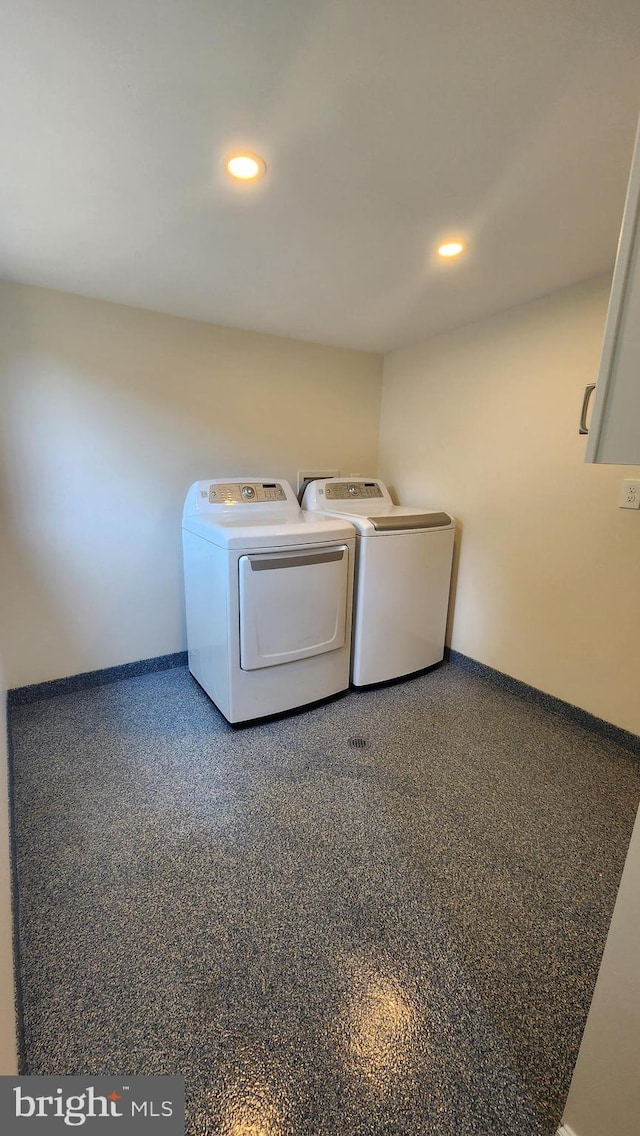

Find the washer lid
[[304, 505, 455, 535], [301, 477, 454, 534], [182, 511, 355, 550]]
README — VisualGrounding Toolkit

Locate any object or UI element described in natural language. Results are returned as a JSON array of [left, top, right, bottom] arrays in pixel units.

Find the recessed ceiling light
[[225, 153, 266, 181], [437, 240, 466, 258]]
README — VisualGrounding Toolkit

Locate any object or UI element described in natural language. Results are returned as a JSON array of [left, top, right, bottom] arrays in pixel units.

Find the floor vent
[[348, 736, 369, 750]]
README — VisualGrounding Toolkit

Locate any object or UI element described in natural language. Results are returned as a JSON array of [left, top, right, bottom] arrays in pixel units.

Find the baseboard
[[557, 1125, 577, 1136], [8, 651, 188, 707], [446, 648, 640, 757]]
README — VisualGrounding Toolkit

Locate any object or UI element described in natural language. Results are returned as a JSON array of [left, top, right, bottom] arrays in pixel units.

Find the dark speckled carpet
[[10, 663, 640, 1135]]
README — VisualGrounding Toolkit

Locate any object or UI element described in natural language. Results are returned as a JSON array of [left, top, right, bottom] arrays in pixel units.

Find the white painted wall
[[560, 800, 640, 1136], [0, 281, 382, 688], [379, 274, 640, 736], [0, 654, 18, 1073]]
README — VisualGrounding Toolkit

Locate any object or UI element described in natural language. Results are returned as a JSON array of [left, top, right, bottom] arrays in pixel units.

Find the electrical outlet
[[618, 478, 640, 509], [296, 469, 339, 494]]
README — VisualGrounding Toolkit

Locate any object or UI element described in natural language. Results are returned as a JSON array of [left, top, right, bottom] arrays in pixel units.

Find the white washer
[[182, 478, 355, 724], [302, 477, 455, 687]]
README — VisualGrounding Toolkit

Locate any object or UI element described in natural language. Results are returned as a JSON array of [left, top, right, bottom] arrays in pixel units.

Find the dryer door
[[239, 545, 348, 670]]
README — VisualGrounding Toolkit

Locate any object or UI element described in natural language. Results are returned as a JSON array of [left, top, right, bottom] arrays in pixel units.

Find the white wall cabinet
[[584, 117, 640, 465]]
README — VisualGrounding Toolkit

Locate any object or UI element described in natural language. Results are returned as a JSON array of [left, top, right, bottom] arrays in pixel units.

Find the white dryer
[[302, 477, 455, 687], [182, 478, 355, 723]]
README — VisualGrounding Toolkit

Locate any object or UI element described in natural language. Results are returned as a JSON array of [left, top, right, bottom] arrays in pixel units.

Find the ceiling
[[2, 0, 640, 353]]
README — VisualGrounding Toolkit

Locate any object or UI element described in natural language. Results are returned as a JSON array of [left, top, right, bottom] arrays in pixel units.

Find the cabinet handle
[[579, 384, 596, 435]]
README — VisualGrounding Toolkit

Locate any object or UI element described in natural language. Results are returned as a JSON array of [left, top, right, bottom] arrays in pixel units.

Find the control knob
[[241, 485, 255, 500]]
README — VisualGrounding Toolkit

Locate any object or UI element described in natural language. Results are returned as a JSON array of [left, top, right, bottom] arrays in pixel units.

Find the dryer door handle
[[247, 548, 345, 571]]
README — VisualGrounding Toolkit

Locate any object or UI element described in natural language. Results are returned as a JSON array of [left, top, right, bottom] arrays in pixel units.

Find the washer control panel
[[325, 481, 384, 500], [208, 482, 287, 504]]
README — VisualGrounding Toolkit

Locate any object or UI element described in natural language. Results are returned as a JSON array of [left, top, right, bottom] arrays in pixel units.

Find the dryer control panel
[[208, 482, 287, 504], [183, 479, 296, 517]]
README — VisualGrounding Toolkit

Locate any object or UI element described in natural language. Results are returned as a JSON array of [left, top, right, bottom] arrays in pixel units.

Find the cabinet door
[[585, 116, 640, 465]]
